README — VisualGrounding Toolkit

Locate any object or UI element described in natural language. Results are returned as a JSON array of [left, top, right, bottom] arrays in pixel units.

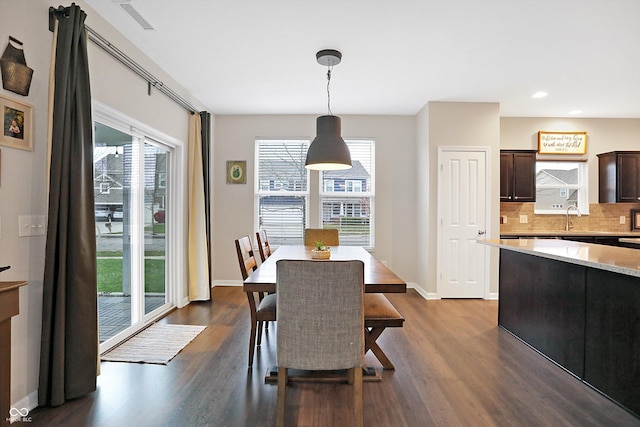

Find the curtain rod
[[49, 6, 200, 114]]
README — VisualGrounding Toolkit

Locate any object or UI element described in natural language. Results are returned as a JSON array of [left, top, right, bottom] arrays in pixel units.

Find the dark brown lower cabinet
[[584, 268, 640, 416], [499, 249, 640, 418]]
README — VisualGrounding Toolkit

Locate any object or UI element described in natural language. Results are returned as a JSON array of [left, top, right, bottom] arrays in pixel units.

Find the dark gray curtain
[[39, 4, 97, 407], [200, 111, 212, 285]]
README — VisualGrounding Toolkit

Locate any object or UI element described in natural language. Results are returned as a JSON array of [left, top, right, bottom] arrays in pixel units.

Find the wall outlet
[[501, 215, 508, 224], [620, 215, 626, 225], [519, 214, 528, 224]]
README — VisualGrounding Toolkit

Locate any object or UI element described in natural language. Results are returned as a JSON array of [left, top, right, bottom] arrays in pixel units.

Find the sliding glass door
[[94, 119, 174, 351]]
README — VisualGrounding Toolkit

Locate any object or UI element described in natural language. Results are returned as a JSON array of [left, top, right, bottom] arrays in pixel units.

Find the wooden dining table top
[[243, 245, 406, 294]]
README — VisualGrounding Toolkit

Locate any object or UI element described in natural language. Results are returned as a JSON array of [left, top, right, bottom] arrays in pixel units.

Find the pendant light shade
[[305, 115, 352, 170], [306, 49, 352, 171]]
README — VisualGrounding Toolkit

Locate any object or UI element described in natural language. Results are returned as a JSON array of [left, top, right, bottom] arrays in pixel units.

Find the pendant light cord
[[326, 66, 333, 116]]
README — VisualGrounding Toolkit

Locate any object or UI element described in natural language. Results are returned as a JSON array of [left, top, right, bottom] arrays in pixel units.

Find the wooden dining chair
[[235, 235, 277, 367], [304, 228, 339, 246], [276, 259, 365, 427], [255, 229, 272, 262]]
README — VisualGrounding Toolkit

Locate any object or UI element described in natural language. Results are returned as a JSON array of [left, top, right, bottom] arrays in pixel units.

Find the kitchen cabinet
[[598, 151, 640, 203], [500, 150, 536, 202]]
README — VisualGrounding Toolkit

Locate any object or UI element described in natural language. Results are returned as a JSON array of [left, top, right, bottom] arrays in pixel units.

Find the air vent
[[120, 3, 155, 30]]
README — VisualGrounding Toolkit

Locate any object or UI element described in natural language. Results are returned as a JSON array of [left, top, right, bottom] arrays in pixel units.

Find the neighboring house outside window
[[320, 139, 375, 248], [535, 161, 589, 214]]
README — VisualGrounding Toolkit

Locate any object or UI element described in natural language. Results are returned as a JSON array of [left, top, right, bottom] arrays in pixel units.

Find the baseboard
[[10, 389, 38, 422], [212, 280, 243, 287], [408, 283, 439, 300], [485, 292, 499, 300]]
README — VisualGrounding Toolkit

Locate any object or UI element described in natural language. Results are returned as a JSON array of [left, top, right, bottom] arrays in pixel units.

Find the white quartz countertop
[[500, 231, 640, 237], [480, 239, 640, 278]]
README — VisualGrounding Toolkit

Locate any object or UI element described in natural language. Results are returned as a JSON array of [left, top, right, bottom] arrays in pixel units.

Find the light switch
[[620, 216, 626, 225], [519, 215, 528, 224], [19, 215, 47, 237]]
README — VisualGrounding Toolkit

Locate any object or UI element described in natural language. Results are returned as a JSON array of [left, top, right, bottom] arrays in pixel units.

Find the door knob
[[477, 230, 486, 235]]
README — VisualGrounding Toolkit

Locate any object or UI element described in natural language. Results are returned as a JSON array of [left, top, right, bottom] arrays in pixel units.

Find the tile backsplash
[[500, 203, 640, 233]]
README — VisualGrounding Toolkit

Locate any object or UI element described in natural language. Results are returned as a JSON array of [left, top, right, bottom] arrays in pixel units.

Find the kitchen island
[[481, 239, 640, 418]]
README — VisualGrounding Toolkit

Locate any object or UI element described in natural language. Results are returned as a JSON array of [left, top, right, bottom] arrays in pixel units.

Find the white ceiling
[[84, 0, 640, 118]]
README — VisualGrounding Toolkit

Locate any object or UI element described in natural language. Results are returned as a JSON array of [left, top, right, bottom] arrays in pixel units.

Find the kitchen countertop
[[481, 238, 640, 278], [500, 231, 640, 237]]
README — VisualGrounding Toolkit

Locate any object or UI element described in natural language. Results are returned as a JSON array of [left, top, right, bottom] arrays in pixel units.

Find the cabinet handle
[[514, 196, 518, 200]]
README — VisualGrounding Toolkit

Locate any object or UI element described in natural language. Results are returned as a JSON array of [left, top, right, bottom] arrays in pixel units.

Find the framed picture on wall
[[0, 94, 33, 151], [631, 209, 640, 231], [226, 160, 247, 184], [538, 131, 587, 155]]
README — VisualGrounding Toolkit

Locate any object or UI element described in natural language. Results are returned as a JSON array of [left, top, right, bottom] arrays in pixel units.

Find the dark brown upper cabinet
[[500, 150, 537, 202], [598, 151, 640, 203]]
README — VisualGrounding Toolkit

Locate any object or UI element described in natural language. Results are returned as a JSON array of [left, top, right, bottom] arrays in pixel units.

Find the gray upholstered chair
[[255, 229, 272, 263], [304, 228, 339, 247], [275, 259, 364, 427], [235, 235, 276, 367]]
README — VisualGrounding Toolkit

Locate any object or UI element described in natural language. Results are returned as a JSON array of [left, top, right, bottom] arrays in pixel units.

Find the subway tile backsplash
[[499, 203, 640, 233]]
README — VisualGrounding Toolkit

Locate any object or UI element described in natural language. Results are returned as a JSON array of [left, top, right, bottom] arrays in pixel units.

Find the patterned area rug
[[101, 323, 206, 365]]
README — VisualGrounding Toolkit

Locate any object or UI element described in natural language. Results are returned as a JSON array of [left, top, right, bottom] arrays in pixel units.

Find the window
[[320, 139, 375, 247], [99, 182, 110, 194], [346, 180, 362, 192], [255, 139, 310, 245], [535, 161, 589, 214]]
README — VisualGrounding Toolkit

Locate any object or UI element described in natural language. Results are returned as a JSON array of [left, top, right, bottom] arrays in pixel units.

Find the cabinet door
[[513, 152, 536, 202], [617, 154, 640, 202], [500, 153, 513, 201]]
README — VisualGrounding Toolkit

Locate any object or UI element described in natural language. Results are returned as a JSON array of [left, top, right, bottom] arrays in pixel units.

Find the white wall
[[1, 0, 206, 409], [417, 102, 501, 296], [500, 117, 640, 203], [213, 114, 417, 286]]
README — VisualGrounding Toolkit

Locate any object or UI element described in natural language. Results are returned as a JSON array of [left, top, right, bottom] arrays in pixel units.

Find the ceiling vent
[[117, 1, 155, 30]]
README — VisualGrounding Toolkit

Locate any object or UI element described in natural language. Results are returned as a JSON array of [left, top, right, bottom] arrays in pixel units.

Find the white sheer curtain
[[187, 114, 210, 300]]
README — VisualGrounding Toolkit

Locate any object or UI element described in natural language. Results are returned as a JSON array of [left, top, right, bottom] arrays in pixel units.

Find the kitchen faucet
[[566, 204, 581, 232]]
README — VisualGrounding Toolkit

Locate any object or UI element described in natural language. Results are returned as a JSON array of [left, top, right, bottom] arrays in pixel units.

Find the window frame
[[254, 139, 310, 246], [534, 160, 589, 215]]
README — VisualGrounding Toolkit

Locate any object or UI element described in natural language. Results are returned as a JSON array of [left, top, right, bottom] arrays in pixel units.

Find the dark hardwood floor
[[31, 287, 640, 426]]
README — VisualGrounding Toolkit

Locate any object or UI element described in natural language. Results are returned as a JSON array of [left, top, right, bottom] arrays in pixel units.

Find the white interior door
[[437, 147, 489, 298]]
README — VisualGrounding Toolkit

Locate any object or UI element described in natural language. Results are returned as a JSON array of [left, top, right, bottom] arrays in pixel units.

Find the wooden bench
[[364, 294, 405, 370]]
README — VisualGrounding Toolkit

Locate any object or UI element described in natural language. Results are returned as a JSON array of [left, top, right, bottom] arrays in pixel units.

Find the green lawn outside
[[97, 258, 165, 293]]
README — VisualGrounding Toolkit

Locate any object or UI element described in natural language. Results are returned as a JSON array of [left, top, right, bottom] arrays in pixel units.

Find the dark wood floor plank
[[30, 287, 640, 427]]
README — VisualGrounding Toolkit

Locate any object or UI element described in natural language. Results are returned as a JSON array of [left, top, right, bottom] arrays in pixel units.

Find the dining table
[[243, 245, 407, 293], [243, 245, 407, 381]]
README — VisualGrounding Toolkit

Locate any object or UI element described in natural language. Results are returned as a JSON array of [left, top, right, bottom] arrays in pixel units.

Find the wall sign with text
[[538, 131, 587, 155]]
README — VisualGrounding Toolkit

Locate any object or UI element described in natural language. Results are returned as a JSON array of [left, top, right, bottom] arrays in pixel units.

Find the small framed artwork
[[631, 209, 640, 231], [0, 94, 33, 151], [538, 131, 587, 155], [226, 160, 247, 184]]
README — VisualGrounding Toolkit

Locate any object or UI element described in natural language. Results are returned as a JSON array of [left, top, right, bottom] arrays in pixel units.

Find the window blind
[[256, 139, 310, 245]]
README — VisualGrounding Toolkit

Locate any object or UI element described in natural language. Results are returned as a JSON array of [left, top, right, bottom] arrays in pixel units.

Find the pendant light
[[305, 49, 352, 170]]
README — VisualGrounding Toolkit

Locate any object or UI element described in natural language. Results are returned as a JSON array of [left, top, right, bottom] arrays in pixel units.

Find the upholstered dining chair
[[255, 229, 272, 263], [276, 259, 365, 427], [304, 228, 339, 246], [235, 235, 276, 367]]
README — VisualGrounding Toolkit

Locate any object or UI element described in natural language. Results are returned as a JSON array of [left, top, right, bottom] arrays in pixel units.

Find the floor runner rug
[[101, 323, 206, 365]]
